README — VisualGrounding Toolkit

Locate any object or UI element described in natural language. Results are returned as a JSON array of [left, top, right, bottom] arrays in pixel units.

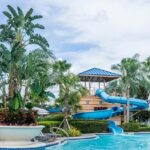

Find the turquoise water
[[46, 134, 150, 150]]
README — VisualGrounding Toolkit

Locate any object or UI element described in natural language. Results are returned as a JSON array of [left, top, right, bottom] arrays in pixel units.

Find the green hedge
[[38, 114, 64, 122], [38, 119, 150, 134], [38, 121, 60, 133], [121, 122, 150, 132], [121, 122, 140, 132], [69, 120, 108, 133], [137, 127, 150, 132], [38, 120, 108, 133]]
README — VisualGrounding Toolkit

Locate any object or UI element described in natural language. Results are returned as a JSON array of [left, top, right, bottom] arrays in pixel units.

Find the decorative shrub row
[[121, 122, 140, 132], [38, 120, 108, 133], [121, 122, 150, 132], [38, 121, 60, 133], [38, 114, 65, 122], [69, 120, 108, 133]]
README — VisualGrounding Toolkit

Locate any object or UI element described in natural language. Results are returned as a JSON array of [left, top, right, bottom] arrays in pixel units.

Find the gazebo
[[78, 68, 121, 92]]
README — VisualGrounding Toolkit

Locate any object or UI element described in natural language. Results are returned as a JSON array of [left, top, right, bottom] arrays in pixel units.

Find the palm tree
[[139, 56, 150, 99], [29, 72, 55, 108], [110, 54, 141, 97], [53, 60, 71, 96], [108, 54, 150, 123], [57, 73, 88, 129], [21, 49, 54, 105], [109, 54, 141, 123], [0, 5, 53, 110]]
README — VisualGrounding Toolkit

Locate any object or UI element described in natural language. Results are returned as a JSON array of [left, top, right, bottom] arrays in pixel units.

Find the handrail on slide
[[50, 127, 69, 139]]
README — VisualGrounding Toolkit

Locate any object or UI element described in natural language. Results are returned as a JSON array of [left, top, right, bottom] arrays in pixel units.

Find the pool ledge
[[0, 139, 66, 150], [69, 134, 97, 140], [0, 134, 97, 150]]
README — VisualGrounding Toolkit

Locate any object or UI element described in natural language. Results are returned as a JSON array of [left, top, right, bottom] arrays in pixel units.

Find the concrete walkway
[[0, 134, 97, 149]]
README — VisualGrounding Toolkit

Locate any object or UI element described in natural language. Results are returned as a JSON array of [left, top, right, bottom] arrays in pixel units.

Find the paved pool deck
[[0, 134, 97, 149]]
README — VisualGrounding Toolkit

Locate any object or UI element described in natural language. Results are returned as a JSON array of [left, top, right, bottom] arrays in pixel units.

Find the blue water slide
[[72, 89, 148, 120], [108, 120, 124, 134], [49, 106, 61, 113]]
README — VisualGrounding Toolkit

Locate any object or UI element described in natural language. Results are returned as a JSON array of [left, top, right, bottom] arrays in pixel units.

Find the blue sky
[[1, 0, 150, 74]]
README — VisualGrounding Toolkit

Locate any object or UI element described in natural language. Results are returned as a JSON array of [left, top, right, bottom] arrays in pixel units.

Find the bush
[[121, 122, 150, 132], [0, 109, 37, 125], [38, 121, 60, 133], [137, 127, 150, 132], [69, 120, 108, 133], [55, 126, 81, 137], [38, 119, 108, 133], [121, 122, 140, 132], [38, 114, 65, 122], [67, 126, 81, 137]]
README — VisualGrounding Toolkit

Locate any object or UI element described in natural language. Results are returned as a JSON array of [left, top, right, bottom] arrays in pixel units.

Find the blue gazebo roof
[[79, 68, 121, 82]]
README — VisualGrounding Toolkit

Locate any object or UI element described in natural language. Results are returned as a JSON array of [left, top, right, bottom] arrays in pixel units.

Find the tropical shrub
[[121, 122, 140, 132], [38, 114, 65, 122], [132, 110, 150, 122], [66, 126, 81, 137], [121, 122, 150, 132], [69, 120, 108, 133], [38, 119, 108, 133], [56, 126, 81, 137], [136, 127, 150, 132], [0, 109, 37, 125], [38, 121, 60, 133], [25, 102, 34, 110]]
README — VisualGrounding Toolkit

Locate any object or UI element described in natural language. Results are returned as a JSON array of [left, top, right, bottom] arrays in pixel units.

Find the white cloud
[[1, 0, 150, 74]]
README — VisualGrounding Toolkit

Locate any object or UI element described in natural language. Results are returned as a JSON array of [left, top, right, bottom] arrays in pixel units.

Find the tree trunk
[[8, 77, 14, 100], [8, 66, 18, 100], [63, 95, 69, 129], [24, 86, 28, 105], [2, 82, 7, 109], [2, 95, 7, 109]]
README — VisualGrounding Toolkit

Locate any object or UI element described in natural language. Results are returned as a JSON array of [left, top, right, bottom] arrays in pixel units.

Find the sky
[[1, 0, 150, 74]]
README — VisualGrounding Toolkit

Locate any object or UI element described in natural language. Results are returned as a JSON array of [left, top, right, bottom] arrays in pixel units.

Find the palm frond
[[17, 7, 24, 18], [7, 5, 18, 18], [25, 8, 33, 20], [3, 11, 12, 19], [30, 15, 43, 21]]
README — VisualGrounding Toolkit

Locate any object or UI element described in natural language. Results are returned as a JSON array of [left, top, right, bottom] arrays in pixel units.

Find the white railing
[[86, 87, 96, 95], [50, 127, 69, 139]]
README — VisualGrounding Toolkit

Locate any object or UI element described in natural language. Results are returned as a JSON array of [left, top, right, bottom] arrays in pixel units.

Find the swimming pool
[[46, 134, 150, 150]]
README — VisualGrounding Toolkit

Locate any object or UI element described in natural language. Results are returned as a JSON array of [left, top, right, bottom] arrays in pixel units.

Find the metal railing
[[50, 127, 69, 139]]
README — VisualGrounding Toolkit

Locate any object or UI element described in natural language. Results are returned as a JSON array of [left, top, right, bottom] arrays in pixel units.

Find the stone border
[[0, 134, 97, 150]]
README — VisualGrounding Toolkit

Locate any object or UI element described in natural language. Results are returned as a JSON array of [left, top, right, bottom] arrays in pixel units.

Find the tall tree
[[0, 5, 54, 110], [53, 60, 71, 96], [57, 72, 88, 129], [110, 54, 141, 97]]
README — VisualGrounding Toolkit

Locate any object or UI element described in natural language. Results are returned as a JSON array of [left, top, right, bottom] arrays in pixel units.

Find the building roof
[[78, 68, 121, 82]]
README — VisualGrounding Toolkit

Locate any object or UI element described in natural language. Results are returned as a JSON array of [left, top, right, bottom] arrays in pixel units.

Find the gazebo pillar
[[89, 81, 91, 91], [103, 80, 106, 89], [98, 77, 101, 89], [98, 81, 100, 89]]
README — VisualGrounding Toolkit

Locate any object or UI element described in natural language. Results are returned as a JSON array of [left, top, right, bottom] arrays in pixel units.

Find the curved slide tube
[[72, 89, 148, 120], [108, 120, 124, 134]]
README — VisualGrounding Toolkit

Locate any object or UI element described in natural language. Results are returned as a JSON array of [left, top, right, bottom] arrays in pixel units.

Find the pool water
[[46, 134, 150, 150]]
